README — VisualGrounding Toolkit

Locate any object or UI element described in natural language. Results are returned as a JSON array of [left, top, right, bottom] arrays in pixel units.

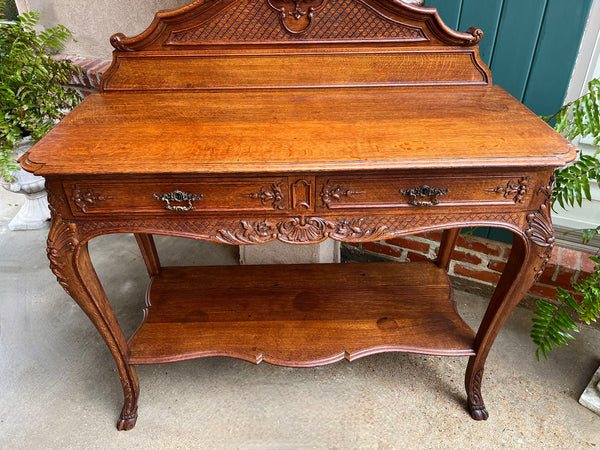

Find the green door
[[426, 0, 593, 242]]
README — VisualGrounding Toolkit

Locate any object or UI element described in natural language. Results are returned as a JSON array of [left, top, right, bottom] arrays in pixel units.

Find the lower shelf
[[127, 262, 476, 366]]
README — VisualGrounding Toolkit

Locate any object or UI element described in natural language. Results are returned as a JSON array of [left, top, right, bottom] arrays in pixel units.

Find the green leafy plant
[[0, 9, 81, 180], [531, 78, 600, 360]]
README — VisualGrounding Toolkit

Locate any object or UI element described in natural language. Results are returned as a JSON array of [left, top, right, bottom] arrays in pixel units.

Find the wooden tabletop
[[22, 85, 575, 176]]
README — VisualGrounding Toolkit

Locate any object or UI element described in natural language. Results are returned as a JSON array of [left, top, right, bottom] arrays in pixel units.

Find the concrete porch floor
[[1, 189, 599, 448]]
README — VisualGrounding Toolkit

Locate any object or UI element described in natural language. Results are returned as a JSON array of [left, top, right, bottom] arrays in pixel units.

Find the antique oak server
[[21, 0, 575, 430]]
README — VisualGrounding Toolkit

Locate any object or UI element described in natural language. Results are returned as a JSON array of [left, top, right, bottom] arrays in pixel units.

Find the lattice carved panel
[[168, 0, 426, 44], [77, 212, 523, 245]]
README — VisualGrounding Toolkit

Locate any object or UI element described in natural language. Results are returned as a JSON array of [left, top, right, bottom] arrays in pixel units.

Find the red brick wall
[[344, 233, 597, 301], [61, 55, 111, 96]]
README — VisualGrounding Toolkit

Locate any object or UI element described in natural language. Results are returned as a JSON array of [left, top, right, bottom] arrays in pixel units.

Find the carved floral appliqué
[[320, 181, 365, 208], [486, 177, 530, 203], [72, 185, 110, 213], [249, 182, 286, 210]]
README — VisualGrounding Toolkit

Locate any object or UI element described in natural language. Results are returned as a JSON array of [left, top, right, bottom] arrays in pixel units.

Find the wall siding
[[427, 0, 593, 112], [458, 0, 504, 66], [426, 0, 593, 242]]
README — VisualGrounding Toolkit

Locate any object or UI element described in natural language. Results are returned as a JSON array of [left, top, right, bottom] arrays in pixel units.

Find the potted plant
[[529, 78, 600, 412], [531, 78, 600, 360], [0, 6, 81, 229]]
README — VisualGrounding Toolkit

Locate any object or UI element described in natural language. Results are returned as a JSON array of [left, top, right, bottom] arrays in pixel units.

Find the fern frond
[[531, 257, 600, 359], [553, 153, 600, 210], [531, 297, 578, 361], [555, 78, 600, 144], [582, 226, 600, 243]]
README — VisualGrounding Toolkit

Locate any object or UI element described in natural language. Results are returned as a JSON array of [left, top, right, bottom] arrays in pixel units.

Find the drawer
[[315, 174, 533, 211], [64, 177, 289, 215]]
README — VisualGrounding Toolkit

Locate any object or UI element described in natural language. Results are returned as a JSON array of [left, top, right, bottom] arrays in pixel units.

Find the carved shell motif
[[47, 217, 79, 296], [525, 174, 556, 280], [217, 216, 389, 244]]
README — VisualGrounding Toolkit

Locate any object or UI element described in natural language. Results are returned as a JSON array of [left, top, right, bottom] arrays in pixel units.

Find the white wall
[[16, 0, 190, 59], [554, 0, 600, 232], [17, 0, 425, 60]]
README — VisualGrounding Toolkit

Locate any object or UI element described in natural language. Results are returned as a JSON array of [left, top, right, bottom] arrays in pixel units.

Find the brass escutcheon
[[153, 190, 203, 211], [399, 185, 448, 207]]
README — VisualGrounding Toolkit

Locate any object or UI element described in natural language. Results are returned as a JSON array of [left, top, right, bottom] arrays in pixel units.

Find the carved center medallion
[[267, 0, 327, 34]]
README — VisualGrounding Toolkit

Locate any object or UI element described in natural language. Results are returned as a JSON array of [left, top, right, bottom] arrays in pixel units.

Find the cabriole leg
[[48, 216, 140, 430], [465, 207, 554, 419]]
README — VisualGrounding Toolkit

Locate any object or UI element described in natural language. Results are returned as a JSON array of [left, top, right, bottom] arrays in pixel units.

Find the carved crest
[[267, 0, 326, 34], [109, 0, 483, 50]]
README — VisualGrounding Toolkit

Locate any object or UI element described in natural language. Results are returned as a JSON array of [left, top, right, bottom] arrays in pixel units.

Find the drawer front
[[315, 175, 533, 211], [65, 177, 289, 215]]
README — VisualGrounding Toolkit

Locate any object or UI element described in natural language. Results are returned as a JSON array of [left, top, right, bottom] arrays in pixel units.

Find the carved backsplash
[[168, 0, 426, 43]]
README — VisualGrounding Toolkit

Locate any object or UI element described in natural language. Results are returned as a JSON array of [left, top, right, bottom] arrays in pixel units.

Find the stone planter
[[0, 138, 50, 230], [580, 365, 600, 416]]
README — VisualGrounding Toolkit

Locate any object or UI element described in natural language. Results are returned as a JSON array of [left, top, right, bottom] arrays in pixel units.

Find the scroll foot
[[466, 360, 489, 421], [117, 408, 138, 431], [468, 403, 489, 421]]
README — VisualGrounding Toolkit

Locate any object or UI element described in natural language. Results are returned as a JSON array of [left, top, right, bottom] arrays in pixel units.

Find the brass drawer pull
[[153, 190, 203, 211], [399, 185, 448, 207]]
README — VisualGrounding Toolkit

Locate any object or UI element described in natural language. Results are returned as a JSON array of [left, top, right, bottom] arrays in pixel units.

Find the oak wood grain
[[21, 0, 573, 428], [22, 86, 574, 177], [128, 262, 476, 365]]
